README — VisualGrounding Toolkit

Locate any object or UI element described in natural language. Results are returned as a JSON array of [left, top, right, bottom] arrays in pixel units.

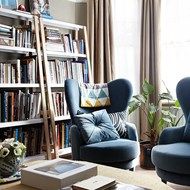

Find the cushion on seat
[[74, 109, 120, 144], [152, 142, 190, 175], [108, 111, 128, 138], [80, 139, 140, 163]]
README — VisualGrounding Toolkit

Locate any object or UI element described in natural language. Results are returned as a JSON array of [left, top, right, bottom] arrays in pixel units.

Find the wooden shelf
[[0, 8, 33, 20], [50, 83, 64, 88], [0, 118, 44, 128], [55, 115, 70, 121], [46, 51, 87, 59], [0, 45, 36, 54], [0, 83, 40, 88], [43, 18, 84, 30]]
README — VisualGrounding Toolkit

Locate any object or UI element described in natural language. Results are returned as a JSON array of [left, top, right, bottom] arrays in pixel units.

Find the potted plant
[[0, 138, 26, 178], [128, 80, 183, 169]]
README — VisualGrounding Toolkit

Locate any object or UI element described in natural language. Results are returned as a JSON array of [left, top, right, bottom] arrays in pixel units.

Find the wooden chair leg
[[129, 167, 135, 171], [161, 179, 167, 184]]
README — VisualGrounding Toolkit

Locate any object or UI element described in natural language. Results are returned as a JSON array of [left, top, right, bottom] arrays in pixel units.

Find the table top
[[1, 161, 173, 190]]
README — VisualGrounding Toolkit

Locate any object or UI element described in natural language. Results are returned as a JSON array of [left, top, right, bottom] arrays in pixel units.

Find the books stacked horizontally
[[21, 158, 97, 190], [72, 175, 150, 190], [44, 27, 64, 52], [0, 24, 14, 46]]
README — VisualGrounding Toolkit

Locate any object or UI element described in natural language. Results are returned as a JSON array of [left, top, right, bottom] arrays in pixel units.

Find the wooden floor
[[135, 165, 190, 190]]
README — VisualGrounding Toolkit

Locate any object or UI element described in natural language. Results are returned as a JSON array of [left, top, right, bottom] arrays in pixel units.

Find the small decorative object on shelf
[[30, 0, 53, 19], [0, 138, 26, 178], [18, 4, 26, 11], [0, 0, 18, 10]]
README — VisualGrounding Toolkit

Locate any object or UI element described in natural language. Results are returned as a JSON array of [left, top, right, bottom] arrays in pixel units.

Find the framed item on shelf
[[29, 0, 53, 19], [0, 0, 18, 10]]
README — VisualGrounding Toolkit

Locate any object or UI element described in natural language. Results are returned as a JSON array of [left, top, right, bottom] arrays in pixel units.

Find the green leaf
[[158, 118, 165, 128], [162, 117, 172, 123], [174, 99, 180, 107], [159, 92, 173, 101], [142, 80, 154, 96], [161, 110, 170, 116], [133, 94, 146, 103], [148, 103, 157, 114], [128, 100, 141, 114]]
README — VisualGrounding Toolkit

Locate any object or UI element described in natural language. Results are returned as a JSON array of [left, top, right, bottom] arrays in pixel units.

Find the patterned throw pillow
[[80, 83, 111, 107], [108, 111, 128, 138], [74, 109, 120, 144]]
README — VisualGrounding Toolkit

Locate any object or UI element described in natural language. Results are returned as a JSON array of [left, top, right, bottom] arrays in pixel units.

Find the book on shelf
[[0, 90, 42, 122], [0, 37, 14, 46], [21, 158, 97, 190]]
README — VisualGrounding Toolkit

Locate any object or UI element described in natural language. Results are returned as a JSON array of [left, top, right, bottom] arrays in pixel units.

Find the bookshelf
[[0, 7, 92, 160], [38, 15, 92, 158], [0, 8, 51, 159]]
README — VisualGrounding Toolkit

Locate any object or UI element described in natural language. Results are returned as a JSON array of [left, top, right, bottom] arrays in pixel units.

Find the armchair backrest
[[65, 78, 133, 122], [176, 77, 190, 122]]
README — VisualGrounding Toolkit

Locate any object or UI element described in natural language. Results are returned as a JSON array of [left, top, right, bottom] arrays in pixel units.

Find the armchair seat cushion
[[80, 139, 139, 163], [152, 142, 190, 175]]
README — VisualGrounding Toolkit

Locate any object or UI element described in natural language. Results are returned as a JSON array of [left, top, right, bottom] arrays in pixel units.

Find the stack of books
[[0, 24, 14, 46], [44, 27, 64, 52]]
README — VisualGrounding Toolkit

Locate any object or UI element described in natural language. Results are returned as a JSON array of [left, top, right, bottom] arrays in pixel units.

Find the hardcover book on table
[[21, 158, 97, 190]]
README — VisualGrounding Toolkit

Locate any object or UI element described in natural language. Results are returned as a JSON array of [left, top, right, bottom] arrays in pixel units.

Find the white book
[[72, 175, 116, 190], [21, 158, 97, 190]]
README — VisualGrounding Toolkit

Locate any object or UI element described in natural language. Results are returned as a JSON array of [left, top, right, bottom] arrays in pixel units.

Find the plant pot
[[0, 156, 21, 178], [140, 141, 155, 170]]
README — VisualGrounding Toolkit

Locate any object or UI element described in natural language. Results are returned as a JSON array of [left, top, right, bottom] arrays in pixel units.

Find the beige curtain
[[140, 0, 161, 140], [87, 0, 115, 83]]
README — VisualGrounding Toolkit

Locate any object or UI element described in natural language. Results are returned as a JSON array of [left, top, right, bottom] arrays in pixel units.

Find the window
[[112, 0, 141, 94], [161, 0, 190, 98]]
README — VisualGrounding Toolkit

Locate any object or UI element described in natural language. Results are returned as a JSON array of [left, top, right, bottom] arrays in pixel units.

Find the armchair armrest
[[125, 122, 138, 141], [70, 125, 85, 160], [159, 125, 185, 144]]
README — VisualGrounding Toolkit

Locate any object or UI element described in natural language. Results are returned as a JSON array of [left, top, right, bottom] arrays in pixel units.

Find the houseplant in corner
[[128, 80, 183, 169]]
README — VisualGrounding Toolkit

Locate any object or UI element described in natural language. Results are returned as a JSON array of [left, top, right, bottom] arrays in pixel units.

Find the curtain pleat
[[140, 0, 161, 140], [88, 0, 115, 83]]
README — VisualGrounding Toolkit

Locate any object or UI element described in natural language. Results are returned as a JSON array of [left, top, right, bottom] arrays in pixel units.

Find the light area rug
[[135, 165, 190, 190]]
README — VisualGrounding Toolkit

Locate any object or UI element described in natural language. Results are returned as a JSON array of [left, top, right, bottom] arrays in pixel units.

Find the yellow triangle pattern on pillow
[[80, 83, 111, 107]]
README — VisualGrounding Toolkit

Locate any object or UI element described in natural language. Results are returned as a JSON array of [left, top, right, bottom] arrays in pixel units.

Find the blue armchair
[[151, 77, 190, 185], [65, 78, 140, 170]]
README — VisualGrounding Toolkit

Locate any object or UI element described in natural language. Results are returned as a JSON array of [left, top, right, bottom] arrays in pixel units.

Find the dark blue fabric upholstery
[[151, 77, 190, 186], [65, 79, 140, 170], [183, 114, 190, 142], [74, 109, 120, 144], [80, 139, 140, 163], [152, 143, 190, 174]]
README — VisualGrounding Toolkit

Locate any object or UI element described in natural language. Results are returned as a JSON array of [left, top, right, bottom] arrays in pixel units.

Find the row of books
[[14, 26, 33, 48], [54, 122, 71, 149], [0, 58, 38, 84], [44, 26, 85, 54], [52, 92, 68, 117], [0, 23, 33, 48], [0, 91, 41, 122], [49, 59, 89, 84], [0, 125, 42, 156]]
